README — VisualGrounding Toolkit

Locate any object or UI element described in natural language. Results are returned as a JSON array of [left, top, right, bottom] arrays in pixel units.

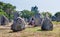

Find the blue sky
[[0, 0, 60, 15]]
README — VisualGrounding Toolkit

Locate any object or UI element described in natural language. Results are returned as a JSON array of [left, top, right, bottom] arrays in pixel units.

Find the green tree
[[0, 2, 5, 9], [31, 6, 39, 14], [0, 9, 8, 18], [55, 12, 60, 17], [41, 12, 52, 18], [0, 2, 16, 21], [3, 3, 16, 20], [20, 10, 35, 19]]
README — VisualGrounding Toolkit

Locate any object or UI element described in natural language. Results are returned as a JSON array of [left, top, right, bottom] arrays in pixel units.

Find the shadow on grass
[[9, 31, 20, 33], [9, 31, 15, 33], [9, 30, 24, 33], [37, 29, 52, 31]]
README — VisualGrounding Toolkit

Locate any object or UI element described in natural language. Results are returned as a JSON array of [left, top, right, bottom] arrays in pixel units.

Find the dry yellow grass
[[0, 21, 60, 37]]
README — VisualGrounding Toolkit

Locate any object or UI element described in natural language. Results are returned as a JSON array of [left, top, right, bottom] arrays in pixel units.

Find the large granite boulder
[[0, 15, 9, 25], [11, 17, 25, 32], [41, 13, 53, 31]]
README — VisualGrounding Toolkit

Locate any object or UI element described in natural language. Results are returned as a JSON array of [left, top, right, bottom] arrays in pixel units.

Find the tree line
[[0, 1, 60, 21]]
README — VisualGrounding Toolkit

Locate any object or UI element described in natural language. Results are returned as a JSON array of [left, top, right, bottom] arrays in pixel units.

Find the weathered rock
[[41, 13, 53, 31], [29, 13, 42, 26], [34, 14, 42, 26], [52, 16, 56, 21], [13, 12, 20, 21], [0, 15, 9, 25], [56, 16, 60, 22], [11, 17, 25, 32]]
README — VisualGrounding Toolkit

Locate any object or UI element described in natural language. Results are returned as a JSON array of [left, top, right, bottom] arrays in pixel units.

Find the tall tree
[[0, 2, 16, 21], [55, 12, 60, 17], [3, 3, 16, 20], [0, 2, 5, 9], [31, 6, 39, 14]]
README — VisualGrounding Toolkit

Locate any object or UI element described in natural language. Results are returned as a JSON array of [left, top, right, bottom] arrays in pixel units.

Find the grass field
[[0, 21, 60, 37]]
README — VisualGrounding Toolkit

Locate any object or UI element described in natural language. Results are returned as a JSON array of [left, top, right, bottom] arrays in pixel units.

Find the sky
[[0, 0, 60, 15]]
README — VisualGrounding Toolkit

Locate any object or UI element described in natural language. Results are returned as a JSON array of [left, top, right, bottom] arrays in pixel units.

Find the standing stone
[[13, 12, 20, 21], [0, 15, 9, 25], [11, 17, 25, 32], [34, 13, 42, 26], [29, 13, 42, 26], [28, 18, 35, 27], [30, 6, 42, 26], [52, 16, 56, 21], [41, 13, 53, 31], [56, 15, 60, 22]]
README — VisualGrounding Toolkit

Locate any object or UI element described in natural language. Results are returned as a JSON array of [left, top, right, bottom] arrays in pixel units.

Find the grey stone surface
[[34, 14, 42, 26], [52, 16, 56, 21], [41, 13, 53, 31], [56, 16, 60, 22], [0, 15, 9, 25], [11, 17, 25, 32], [29, 13, 42, 26], [13, 12, 20, 21]]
